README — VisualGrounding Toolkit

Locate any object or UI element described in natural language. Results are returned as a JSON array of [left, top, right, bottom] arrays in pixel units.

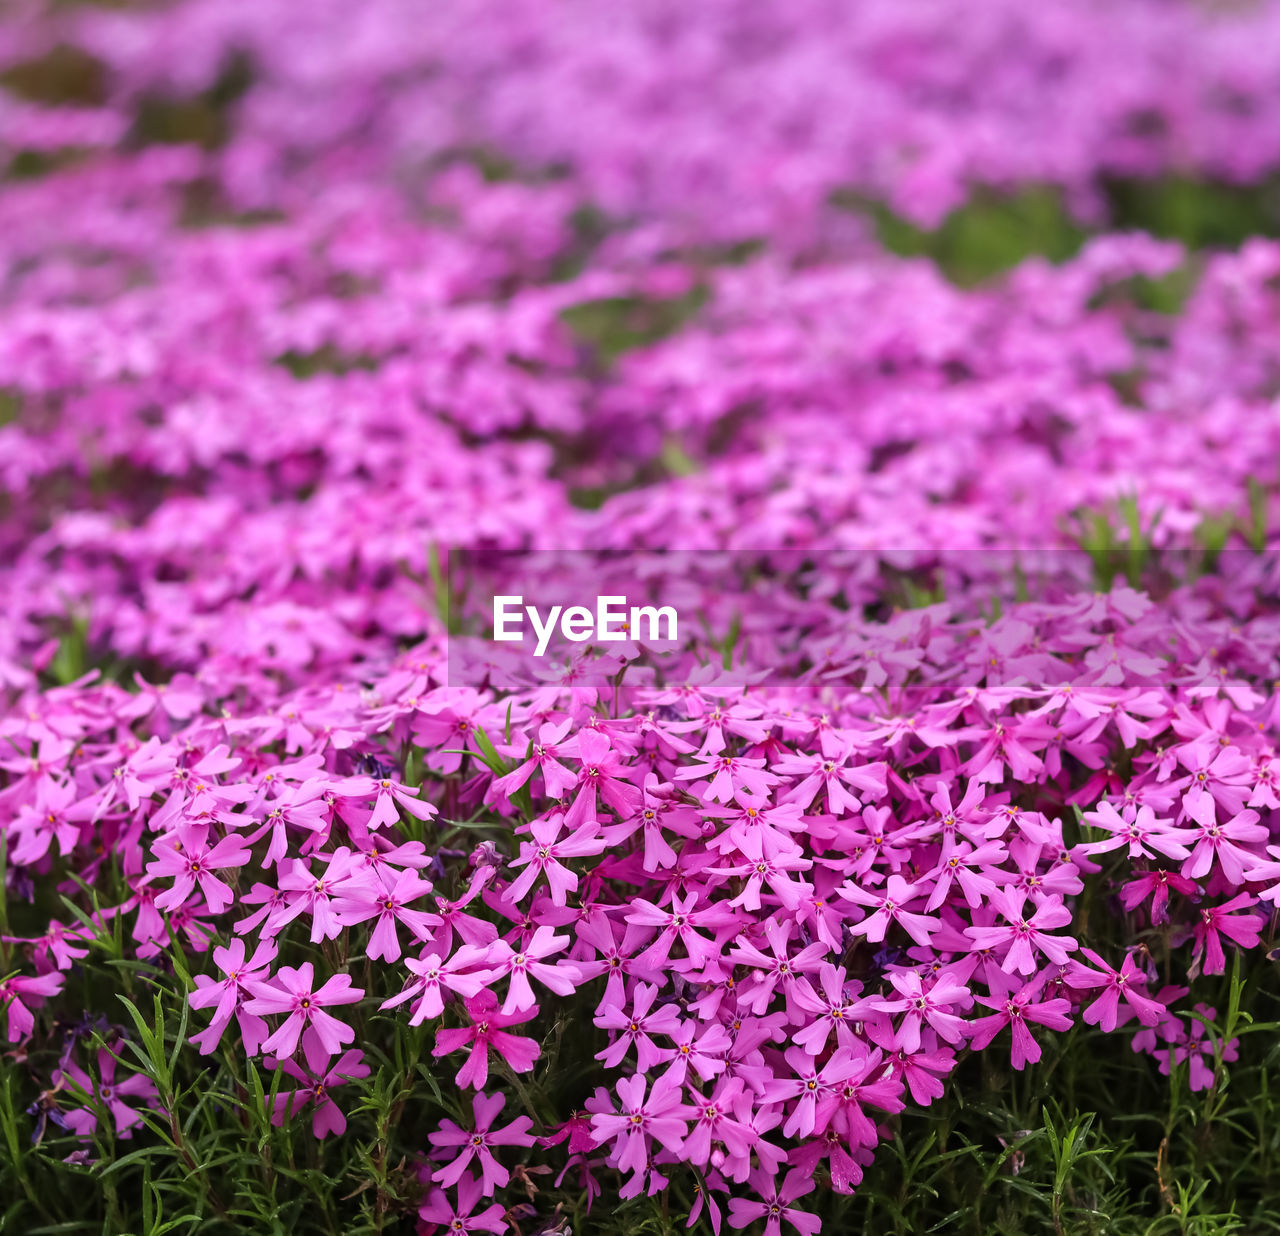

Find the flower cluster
[[5, 579, 1280, 1230]]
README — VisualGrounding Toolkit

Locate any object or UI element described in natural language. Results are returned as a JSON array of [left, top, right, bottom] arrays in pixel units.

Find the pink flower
[[683, 1077, 754, 1167], [873, 967, 971, 1051], [790, 962, 864, 1054], [825, 1044, 905, 1146], [270, 1049, 370, 1138], [429, 1091, 536, 1195], [269, 849, 363, 943], [885, 1035, 958, 1106], [418, 1172, 508, 1234], [594, 981, 683, 1070], [504, 813, 607, 906], [432, 990, 541, 1090], [381, 944, 494, 1024], [773, 742, 887, 815], [340, 774, 438, 831], [964, 888, 1078, 974], [625, 891, 731, 969], [727, 1167, 820, 1236], [486, 926, 581, 1015], [332, 866, 438, 961], [564, 729, 642, 827], [663, 1018, 731, 1085], [1181, 797, 1268, 884], [146, 824, 251, 914], [839, 874, 939, 947], [589, 1073, 688, 1178], [762, 1045, 867, 1139], [1079, 803, 1195, 861], [1065, 949, 1164, 1030], [970, 979, 1073, 1069], [490, 718, 579, 801], [676, 738, 780, 805], [188, 937, 278, 1055], [244, 962, 363, 1071], [0, 971, 62, 1042], [1178, 743, 1253, 818], [55, 1047, 158, 1140], [712, 834, 814, 913], [924, 840, 1007, 911]]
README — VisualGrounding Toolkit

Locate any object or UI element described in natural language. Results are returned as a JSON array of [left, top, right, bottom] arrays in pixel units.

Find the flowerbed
[[4, 2, 1280, 1234]]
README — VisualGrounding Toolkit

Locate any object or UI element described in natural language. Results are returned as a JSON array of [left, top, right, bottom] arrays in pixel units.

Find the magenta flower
[[762, 1044, 867, 1139], [432, 990, 541, 1090], [683, 1077, 754, 1167], [428, 1091, 536, 1195], [1178, 743, 1253, 818], [1191, 893, 1266, 977], [688, 1177, 727, 1235], [601, 775, 703, 872], [712, 835, 814, 913], [0, 971, 62, 1042], [332, 866, 438, 961], [31, 919, 91, 972], [188, 937, 278, 1055], [1181, 797, 1268, 884], [663, 1018, 731, 1085], [727, 919, 829, 1014], [874, 968, 971, 1051], [589, 1073, 689, 1177], [970, 980, 1073, 1069], [487, 926, 581, 1015], [790, 962, 864, 1054], [727, 1167, 820, 1236], [625, 891, 730, 969], [504, 813, 607, 906], [825, 1043, 905, 1146], [773, 742, 887, 815], [1119, 867, 1198, 924], [924, 840, 1007, 911], [270, 849, 363, 943], [341, 774, 438, 831], [839, 874, 939, 947], [1079, 803, 1195, 862], [490, 718, 579, 801], [675, 738, 780, 805], [381, 944, 494, 1024], [563, 729, 642, 827], [418, 1173, 508, 1234], [1065, 949, 1164, 1030], [146, 824, 251, 914], [964, 888, 1078, 974], [244, 962, 363, 1071], [594, 981, 683, 1070], [271, 1049, 370, 1139], [886, 1035, 958, 1106]]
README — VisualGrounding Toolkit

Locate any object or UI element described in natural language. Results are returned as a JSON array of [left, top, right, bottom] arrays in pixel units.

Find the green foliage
[[847, 960, 1280, 1236], [559, 288, 709, 365], [843, 186, 1087, 286], [835, 176, 1280, 291], [1105, 176, 1280, 250]]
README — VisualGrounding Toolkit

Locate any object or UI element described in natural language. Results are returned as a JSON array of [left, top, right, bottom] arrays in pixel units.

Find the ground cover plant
[[6, 1, 1280, 1233]]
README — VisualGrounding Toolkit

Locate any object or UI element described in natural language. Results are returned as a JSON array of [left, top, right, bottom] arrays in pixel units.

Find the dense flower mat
[[4, 1, 1280, 1233]]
